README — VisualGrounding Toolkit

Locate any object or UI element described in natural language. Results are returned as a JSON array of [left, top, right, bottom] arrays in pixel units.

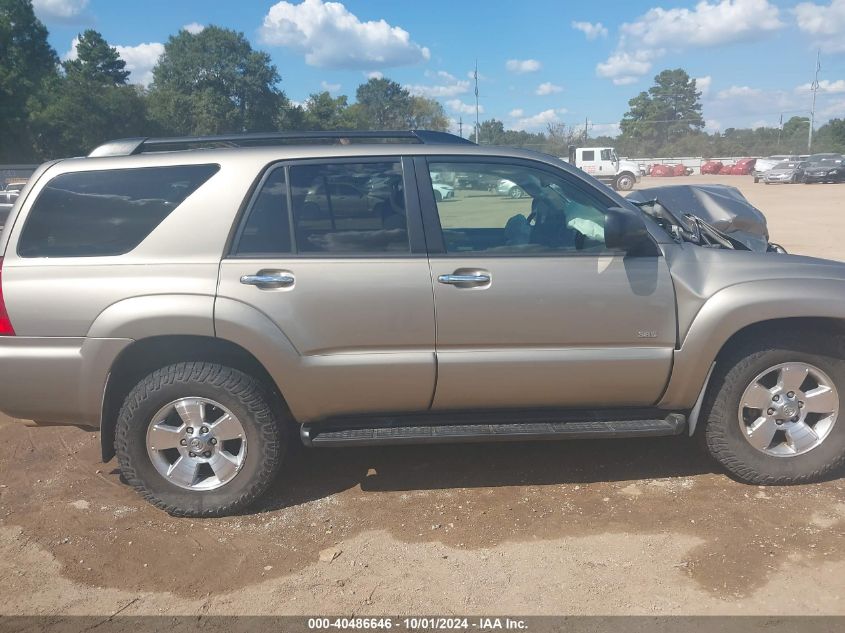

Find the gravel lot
[[0, 174, 844, 617]]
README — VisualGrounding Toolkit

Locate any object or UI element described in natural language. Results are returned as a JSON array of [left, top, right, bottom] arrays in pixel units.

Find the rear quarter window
[[17, 164, 219, 258]]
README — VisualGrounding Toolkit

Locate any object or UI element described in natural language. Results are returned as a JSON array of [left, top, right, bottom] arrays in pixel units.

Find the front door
[[419, 157, 676, 411], [217, 157, 436, 421]]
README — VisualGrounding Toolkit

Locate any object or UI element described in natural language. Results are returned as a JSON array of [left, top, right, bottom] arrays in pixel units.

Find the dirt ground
[[1, 174, 844, 617]]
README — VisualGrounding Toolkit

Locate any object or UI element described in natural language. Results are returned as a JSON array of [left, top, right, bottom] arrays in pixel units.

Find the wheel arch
[[100, 335, 292, 462], [660, 277, 845, 413]]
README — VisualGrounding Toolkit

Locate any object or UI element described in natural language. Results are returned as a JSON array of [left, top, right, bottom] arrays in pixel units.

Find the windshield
[[774, 162, 798, 169]]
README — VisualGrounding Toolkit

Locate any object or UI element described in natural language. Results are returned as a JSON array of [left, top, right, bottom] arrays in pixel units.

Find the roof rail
[[88, 130, 474, 157]]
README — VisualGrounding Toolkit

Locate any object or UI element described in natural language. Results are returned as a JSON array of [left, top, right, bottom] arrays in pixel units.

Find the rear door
[[417, 156, 676, 411], [217, 157, 436, 421]]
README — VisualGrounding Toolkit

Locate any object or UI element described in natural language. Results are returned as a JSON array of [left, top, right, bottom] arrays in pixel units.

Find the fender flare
[[659, 278, 845, 410]]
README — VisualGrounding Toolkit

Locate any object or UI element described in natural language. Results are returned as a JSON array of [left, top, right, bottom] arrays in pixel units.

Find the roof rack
[[88, 130, 473, 157]]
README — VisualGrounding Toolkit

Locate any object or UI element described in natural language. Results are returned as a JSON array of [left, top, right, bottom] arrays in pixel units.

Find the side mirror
[[604, 206, 651, 253]]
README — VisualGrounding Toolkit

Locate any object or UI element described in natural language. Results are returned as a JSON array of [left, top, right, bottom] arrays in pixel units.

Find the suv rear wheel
[[115, 362, 284, 516], [701, 335, 845, 484]]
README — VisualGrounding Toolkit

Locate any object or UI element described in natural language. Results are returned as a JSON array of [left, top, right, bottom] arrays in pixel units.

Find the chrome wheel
[[145, 397, 247, 491], [616, 175, 634, 191], [738, 362, 838, 457], [509, 186, 523, 199]]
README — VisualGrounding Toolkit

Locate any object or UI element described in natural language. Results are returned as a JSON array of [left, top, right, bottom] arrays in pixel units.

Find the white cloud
[[321, 80, 341, 93], [32, 0, 88, 21], [796, 78, 845, 93], [716, 85, 763, 99], [596, 50, 655, 85], [514, 108, 567, 131], [426, 70, 456, 82], [505, 59, 541, 74], [182, 22, 205, 34], [794, 0, 845, 51], [535, 81, 563, 95], [65, 36, 163, 86], [590, 122, 621, 136], [705, 119, 723, 132], [62, 37, 80, 62], [445, 99, 483, 115], [405, 79, 470, 98], [365, 71, 383, 79], [696, 75, 712, 96], [115, 42, 165, 86], [571, 21, 608, 40], [597, 1, 783, 84], [259, 0, 430, 69], [620, 0, 783, 49], [509, 108, 524, 118]]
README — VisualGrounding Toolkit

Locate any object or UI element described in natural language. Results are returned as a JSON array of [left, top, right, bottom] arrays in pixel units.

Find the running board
[[301, 413, 686, 447]]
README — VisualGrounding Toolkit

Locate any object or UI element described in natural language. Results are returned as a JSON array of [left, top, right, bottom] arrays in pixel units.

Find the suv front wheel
[[702, 334, 845, 484], [115, 362, 284, 516]]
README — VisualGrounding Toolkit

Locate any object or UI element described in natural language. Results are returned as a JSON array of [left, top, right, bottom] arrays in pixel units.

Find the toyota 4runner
[[1, 130, 844, 516]]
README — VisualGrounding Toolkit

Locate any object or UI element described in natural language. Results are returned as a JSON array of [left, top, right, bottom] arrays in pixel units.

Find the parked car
[[753, 155, 798, 183], [802, 156, 845, 184], [673, 164, 692, 176], [650, 164, 675, 177], [701, 161, 723, 174], [432, 182, 455, 201], [763, 161, 807, 184], [729, 158, 756, 175], [3, 129, 845, 517], [496, 178, 526, 198]]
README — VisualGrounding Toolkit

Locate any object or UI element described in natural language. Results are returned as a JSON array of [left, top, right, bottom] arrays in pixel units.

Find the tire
[[753, 176, 759, 183], [115, 362, 285, 517], [614, 174, 635, 191], [700, 333, 845, 485], [434, 190, 443, 202], [509, 186, 523, 199]]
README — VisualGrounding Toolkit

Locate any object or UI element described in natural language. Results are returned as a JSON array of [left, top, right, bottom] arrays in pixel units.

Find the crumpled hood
[[627, 184, 770, 251]]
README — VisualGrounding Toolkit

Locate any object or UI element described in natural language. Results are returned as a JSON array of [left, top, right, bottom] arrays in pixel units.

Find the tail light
[[0, 257, 15, 336]]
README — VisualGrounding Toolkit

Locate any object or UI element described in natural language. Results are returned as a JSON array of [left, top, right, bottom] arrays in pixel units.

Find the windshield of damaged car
[[774, 162, 799, 169]]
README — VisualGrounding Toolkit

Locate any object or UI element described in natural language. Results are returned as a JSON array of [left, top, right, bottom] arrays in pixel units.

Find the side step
[[301, 413, 686, 447]]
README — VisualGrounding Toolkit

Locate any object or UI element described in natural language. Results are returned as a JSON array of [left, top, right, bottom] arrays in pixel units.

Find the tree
[[407, 96, 448, 131], [148, 26, 287, 136], [64, 29, 130, 85], [815, 119, 845, 153], [620, 69, 703, 155], [355, 78, 412, 129], [28, 76, 148, 158], [303, 91, 353, 130], [0, 0, 59, 161]]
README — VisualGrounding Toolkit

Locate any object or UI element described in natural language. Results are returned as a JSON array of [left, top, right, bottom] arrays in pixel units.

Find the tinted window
[[581, 150, 595, 162], [600, 149, 612, 161], [18, 165, 218, 258], [236, 167, 291, 255], [289, 161, 408, 254], [428, 161, 610, 255]]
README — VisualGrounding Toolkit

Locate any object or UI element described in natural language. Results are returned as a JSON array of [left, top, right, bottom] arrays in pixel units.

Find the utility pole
[[474, 60, 480, 144], [777, 113, 783, 150], [458, 117, 463, 138], [809, 49, 820, 153], [584, 116, 589, 144]]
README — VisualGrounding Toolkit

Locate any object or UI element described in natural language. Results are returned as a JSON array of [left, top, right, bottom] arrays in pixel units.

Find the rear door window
[[17, 164, 218, 258], [288, 160, 409, 254]]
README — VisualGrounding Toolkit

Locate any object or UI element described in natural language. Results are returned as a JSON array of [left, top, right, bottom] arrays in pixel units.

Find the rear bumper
[[0, 337, 131, 426]]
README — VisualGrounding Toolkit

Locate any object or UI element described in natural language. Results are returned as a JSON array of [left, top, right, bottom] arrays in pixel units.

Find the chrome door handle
[[437, 273, 491, 285], [240, 272, 295, 288]]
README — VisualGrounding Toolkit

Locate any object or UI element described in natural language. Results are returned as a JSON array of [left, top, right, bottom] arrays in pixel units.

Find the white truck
[[562, 146, 641, 191]]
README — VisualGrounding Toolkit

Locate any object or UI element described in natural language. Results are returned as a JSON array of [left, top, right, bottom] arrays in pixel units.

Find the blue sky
[[33, 0, 845, 136]]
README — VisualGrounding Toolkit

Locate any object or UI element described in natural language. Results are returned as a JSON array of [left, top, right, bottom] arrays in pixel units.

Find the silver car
[[1, 130, 844, 517], [763, 161, 806, 184]]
